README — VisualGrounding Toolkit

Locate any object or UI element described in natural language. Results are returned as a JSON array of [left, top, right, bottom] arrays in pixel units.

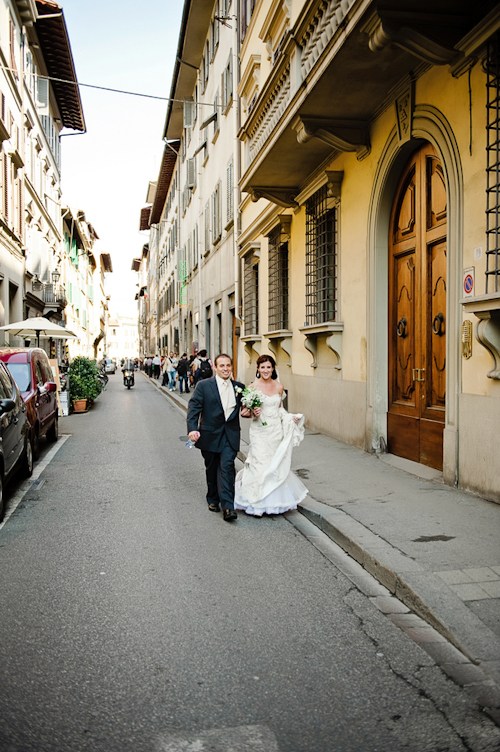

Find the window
[[226, 160, 233, 225], [212, 182, 222, 243], [204, 202, 210, 253], [268, 224, 289, 331], [240, 0, 256, 41], [206, 305, 211, 357], [221, 53, 233, 110], [0, 365, 12, 399], [193, 224, 198, 268], [305, 184, 338, 325], [486, 32, 500, 293], [243, 254, 259, 335]]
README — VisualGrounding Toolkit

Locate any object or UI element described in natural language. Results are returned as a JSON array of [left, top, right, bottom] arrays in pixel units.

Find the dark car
[[0, 360, 33, 520], [0, 348, 58, 458]]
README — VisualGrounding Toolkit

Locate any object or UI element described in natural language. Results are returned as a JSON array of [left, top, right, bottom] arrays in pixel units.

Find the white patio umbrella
[[0, 316, 79, 346]]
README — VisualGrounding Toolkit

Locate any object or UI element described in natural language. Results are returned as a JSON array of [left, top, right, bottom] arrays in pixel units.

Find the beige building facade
[[237, 0, 500, 502], [141, 0, 239, 366]]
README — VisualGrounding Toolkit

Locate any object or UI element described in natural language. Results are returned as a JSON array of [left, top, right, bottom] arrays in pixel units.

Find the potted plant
[[68, 356, 102, 412]]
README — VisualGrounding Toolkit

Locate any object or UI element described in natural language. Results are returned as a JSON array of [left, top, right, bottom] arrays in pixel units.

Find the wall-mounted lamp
[[51, 269, 61, 283]]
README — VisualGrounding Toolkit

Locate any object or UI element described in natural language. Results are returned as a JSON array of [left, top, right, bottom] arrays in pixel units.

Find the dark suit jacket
[[187, 376, 245, 453]]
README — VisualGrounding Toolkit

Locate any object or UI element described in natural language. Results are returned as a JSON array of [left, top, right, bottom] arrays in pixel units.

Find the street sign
[[463, 267, 474, 298]]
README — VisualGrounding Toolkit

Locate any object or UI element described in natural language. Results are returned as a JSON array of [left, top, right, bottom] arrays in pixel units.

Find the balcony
[[239, 0, 486, 205], [42, 283, 67, 308]]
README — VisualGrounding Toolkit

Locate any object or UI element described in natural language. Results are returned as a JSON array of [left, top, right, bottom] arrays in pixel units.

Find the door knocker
[[396, 317, 407, 338], [432, 312, 444, 336]]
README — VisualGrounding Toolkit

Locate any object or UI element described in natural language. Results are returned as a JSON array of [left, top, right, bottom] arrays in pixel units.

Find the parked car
[[0, 348, 58, 459], [103, 358, 116, 374], [0, 360, 33, 520]]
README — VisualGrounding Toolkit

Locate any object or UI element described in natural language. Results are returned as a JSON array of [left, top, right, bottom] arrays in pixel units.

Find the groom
[[187, 353, 250, 522]]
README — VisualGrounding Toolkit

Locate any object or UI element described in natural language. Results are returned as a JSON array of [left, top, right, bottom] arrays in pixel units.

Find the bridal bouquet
[[235, 385, 267, 425]]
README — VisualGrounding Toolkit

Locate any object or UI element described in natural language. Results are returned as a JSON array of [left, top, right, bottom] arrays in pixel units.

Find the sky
[[58, 0, 183, 318]]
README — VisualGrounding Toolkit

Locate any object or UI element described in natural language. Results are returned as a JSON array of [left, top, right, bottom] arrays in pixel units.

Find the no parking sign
[[463, 267, 474, 298]]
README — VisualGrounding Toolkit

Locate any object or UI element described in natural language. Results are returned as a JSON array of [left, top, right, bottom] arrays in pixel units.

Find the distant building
[[106, 315, 139, 362]]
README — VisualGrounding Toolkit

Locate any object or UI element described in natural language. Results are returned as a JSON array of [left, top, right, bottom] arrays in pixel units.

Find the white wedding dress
[[234, 393, 308, 516]]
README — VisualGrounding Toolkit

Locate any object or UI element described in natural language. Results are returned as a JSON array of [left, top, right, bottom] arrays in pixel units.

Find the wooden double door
[[387, 143, 447, 470]]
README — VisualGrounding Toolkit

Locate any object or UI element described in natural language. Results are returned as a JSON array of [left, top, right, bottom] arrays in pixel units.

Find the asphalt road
[[0, 374, 498, 752]]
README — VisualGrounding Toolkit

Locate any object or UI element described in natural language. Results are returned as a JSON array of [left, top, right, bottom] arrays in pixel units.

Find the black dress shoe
[[223, 509, 237, 522], [208, 503, 220, 512]]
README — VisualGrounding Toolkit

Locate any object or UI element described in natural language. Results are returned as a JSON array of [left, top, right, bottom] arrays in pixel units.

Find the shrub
[[68, 356, 102, 403]]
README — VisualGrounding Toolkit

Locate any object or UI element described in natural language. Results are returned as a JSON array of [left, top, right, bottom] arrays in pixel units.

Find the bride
[[234, 354, 308, 516]]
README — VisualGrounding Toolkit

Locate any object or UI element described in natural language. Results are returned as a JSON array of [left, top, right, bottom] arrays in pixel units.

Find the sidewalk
[[146, 373, 500, 719]]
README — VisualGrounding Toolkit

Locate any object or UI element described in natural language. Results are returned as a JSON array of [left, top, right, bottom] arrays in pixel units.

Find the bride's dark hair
[[256, 354, 277, 379]]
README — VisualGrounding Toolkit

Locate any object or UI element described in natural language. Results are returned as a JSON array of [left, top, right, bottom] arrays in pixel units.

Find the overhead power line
[[1, 66, 215, 106]]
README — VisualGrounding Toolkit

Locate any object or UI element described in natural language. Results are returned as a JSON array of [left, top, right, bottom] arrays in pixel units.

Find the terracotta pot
[[73, 399, 87, 413]]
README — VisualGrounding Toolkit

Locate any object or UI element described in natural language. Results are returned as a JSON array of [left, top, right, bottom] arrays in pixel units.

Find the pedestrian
[[192, 349, 213, 384], [160, 357, 169, 386], [234, 353, 307, 517], [187, 354, 250, 521], [176, 353, 190, 394], [167, 352, 178, 390], [153, 354, 161, 379]]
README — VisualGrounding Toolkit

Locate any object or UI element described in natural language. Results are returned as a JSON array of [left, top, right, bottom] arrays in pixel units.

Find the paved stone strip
[[288, 510, 500, 727], [156, 724, 280, 751]]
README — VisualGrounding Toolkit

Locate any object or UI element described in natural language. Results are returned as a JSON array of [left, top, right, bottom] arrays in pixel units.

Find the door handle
[[412, 368, 426, 382], [396, 317, 407, 338], [432, 312, 444, 336]]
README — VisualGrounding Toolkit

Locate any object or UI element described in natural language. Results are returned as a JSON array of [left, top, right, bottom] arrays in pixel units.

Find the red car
[[0, 348, 58, 458]]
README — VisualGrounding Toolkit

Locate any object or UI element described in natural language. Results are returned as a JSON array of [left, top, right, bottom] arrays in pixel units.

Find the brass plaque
[[461, 320, 472, 359]]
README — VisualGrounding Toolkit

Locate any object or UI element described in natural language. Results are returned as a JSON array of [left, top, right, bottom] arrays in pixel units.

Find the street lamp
[[52, 269, 61, 284]]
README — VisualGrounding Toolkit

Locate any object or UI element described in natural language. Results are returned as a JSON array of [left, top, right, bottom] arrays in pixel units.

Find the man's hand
[[188, 431, 200, 442], [241, 407, 251, 418]]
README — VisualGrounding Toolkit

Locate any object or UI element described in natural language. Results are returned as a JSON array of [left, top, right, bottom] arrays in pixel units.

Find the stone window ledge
[[298, 322, 343, 369], [461, 293, 500, 380]]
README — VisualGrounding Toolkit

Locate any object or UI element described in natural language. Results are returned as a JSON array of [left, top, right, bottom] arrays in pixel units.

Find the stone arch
[[366, 105, 463, 483]]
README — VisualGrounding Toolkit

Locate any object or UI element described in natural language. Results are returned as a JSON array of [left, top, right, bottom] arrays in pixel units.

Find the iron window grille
[[243, 254, 259, 335], [268, 225, 289, 331], [486, 32, 500, 294], [305, 184, 338, 324]]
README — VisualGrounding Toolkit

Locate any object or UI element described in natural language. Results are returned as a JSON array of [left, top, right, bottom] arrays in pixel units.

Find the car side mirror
[[0, 399, 16, 415], [45, 382, 57, 392]]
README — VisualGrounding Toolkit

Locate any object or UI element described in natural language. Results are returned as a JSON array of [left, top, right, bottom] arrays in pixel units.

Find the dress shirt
[[216, 375, 236, 421]]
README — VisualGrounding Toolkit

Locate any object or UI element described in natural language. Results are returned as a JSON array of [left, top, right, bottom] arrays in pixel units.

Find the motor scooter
[[123, 368, 135, 389]]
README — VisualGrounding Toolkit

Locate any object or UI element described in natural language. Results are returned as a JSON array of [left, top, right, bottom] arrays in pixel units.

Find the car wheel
[[47, 415, 58, 442], [22, 436, 33, 478], [0, 473, 4, 522]]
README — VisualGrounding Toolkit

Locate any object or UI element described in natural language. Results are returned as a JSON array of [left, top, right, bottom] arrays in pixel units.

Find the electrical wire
[[0, 65, 216, 106]]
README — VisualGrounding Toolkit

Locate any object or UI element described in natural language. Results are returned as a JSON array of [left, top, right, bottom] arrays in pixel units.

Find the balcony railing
[[42, 283, 67, 308]]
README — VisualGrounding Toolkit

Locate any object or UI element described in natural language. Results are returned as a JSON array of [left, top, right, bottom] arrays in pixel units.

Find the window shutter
[[227, 161, 233, 223], [187, 157, 196, 189], [217, 181, 222, 239], [183, 100, 194, 129], [228, 53, 233, 100], [205, 202, 210, 252], [221, 72, 226, 109], [36, 77, 49, 115]]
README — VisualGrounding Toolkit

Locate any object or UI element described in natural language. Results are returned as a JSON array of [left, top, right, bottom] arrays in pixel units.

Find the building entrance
[[387, 143, 447, 470]]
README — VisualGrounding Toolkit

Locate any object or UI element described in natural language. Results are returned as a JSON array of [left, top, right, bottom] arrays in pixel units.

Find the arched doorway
[[387, 142, 447, 470]]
